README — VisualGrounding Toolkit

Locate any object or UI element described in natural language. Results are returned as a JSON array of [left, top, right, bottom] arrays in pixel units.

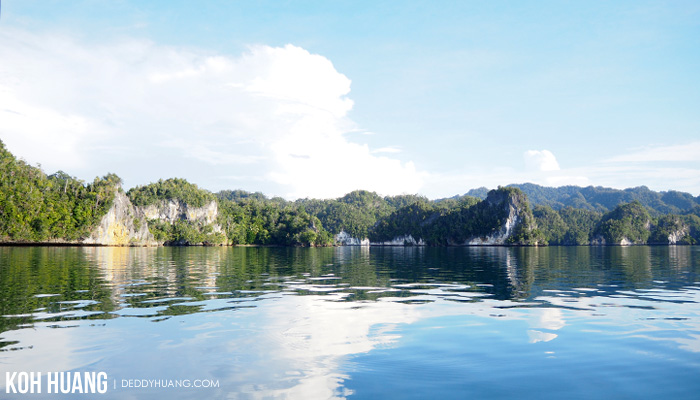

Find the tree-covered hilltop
[[594, 201, 652, 244], [533, 201, 699, 245], [126, 180, 333, 246], [297, 190, 397, 239], [369, 199, 442, 243], [125, 178, 223, 245], [0, 140, 120, 242], [128, 178, 216, 208], [467, 183, 700, 215], [216, 194, 333, 247], [368, 188, 541, 245]]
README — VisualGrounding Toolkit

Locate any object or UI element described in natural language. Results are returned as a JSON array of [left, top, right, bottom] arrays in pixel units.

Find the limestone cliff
[[648, 216, 693, 245], [334, 231, 425, 246], [667, 228, 689, 244], [337, 187, 540, 247], [334, 231, 370, 246], [465, 199, 520, 245], [82, 191, 157, 246], [140, 199, 219, 226], [372, 235, 426, 246], [448, 187, 540, 246], [82, 190, 223, 246]]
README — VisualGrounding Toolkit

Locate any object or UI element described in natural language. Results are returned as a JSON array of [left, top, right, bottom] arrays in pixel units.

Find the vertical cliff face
[[82, 191, 158, 246], [667, 229, 688, 244], [647, 215, 693, 245], [334, 231, 370, 246], [453, 187, 540, 246], [466, 199, 521, 245], [140, 199, 219, 226], [82, 190, 222, 246], [335, 231, 426, 246], [372, 235, 426, 246], [351, 187, 540, 247]]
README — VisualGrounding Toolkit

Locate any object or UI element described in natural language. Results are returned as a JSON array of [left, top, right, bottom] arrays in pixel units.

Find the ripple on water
[[1, 246, 699, 399]]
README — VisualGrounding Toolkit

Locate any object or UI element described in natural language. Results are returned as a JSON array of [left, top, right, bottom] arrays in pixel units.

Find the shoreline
[[0, 242, 695, 248]]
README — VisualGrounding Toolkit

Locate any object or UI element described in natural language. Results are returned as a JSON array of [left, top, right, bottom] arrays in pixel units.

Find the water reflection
[[1, 246, 699, 399]]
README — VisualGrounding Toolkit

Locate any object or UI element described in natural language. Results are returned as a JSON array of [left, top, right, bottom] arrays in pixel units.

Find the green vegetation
[[217, 196, 333, 247], [128, 178, 215, 208], [3, 139, 700, 247], [128, 180, 331, 246], [649, 215, 694, 244], [533, 206, 568, 245], [297, 190, 395, 239], [434, 187, 525, 244], [468, 183, 700, 215], [0, 140, 119, 242], [368, 187, 542, 246], [147, 219, 227, 246], [594, 201, 652, 244], [369, 200, 441, 243], [531, 201, 700, 245], [127, 178, 226, 245], [558, 207, 602, 245]]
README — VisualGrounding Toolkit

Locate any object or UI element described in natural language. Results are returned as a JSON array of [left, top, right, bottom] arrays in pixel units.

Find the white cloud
[[0, 28, 424, 198], [523, 150, 560, 171], [371, 146, 402, 154], [607, 141, 700, 163]]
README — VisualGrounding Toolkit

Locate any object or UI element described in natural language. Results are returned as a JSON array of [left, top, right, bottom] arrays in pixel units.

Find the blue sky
[[1, 0, 699, 198]]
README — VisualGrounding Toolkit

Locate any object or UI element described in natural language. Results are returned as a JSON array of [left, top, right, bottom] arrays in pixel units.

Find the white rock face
[[619, 237, 632, 246], [372, 235, 426, 246], [83, 191, 158, 246], [141, 199, 219, 226], [465, 205, 519, 246], [334, 231, 370, 246], [83, 190, 223, 246], [668, 229, 688, 244]]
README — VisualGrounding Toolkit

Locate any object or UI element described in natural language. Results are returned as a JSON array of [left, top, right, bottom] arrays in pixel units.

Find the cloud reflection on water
[[1, 246, 699, 398]]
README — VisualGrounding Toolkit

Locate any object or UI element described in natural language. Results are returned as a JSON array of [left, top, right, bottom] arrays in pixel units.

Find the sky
[[0, 0, 699, 199]]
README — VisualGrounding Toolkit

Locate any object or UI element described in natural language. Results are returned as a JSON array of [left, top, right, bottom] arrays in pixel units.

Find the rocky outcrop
[[667, 229, 689, 244], [82, 191, 157, 246], [451, 187, 540, 246], [372, 235, 426, 246], [82, 190, 223, 246], [619, 237, 633, 246], [465, 203, 520, 245], [335, 231, 370, 246], [335, 231, 426, 246], [140, 199, 219, 226], [648, 216, 692, 245], [353, 187, 540, 247], [591, 235, 645, 246]]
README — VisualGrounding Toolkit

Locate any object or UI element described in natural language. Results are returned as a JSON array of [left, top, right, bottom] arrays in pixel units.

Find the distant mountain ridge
[[465, 183, 700, 215]]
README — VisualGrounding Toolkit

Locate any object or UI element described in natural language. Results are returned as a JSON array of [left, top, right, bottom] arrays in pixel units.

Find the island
[[1, 140, 698, 247]]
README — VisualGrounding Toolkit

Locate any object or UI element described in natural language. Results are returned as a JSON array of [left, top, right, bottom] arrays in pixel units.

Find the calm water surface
[[1, 246, 699, 399]]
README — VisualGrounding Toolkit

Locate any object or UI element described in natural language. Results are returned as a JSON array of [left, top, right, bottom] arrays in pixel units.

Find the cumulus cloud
[[0, 28, 424, 198], [523, 150, 560, 171]]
